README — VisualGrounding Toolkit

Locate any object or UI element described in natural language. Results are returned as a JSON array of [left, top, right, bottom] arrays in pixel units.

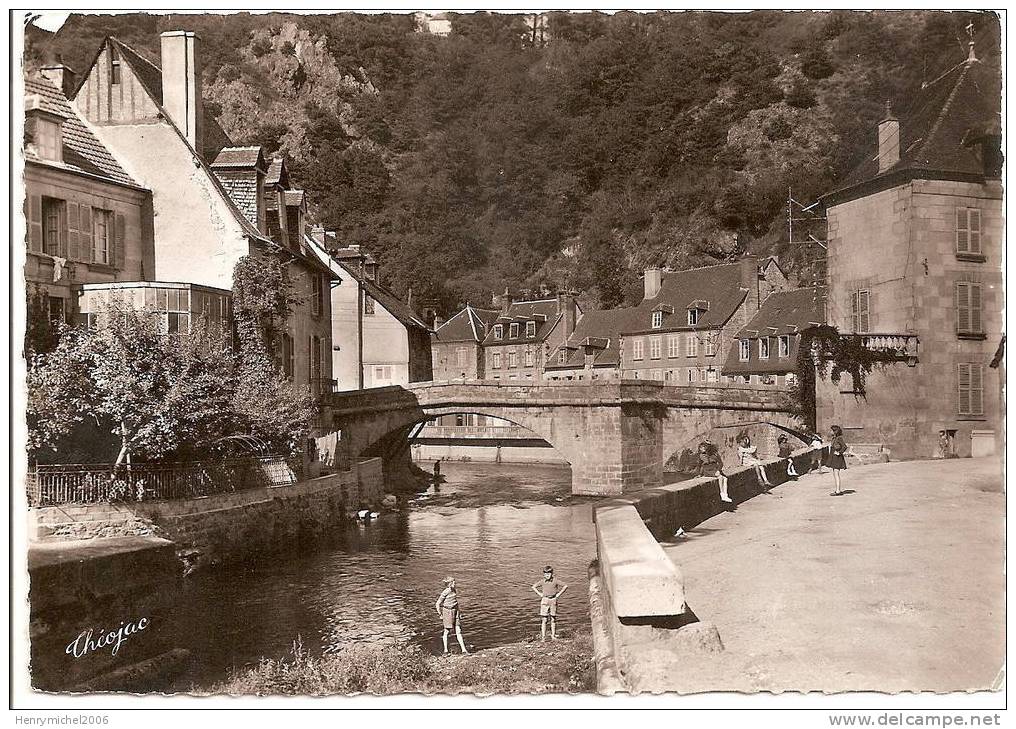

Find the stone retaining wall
[[29, 458, 385, 571], [590, 448, 825, 693]]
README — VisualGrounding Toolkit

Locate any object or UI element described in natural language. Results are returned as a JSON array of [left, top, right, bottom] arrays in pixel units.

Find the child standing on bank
[[435, 576, 469, 655], [531, 566, 568, 641], [777, 434, 798, 479]]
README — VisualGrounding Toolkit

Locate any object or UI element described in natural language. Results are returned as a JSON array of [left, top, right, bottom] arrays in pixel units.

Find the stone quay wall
[[28, 458, 385, 571], [590, 447, 825, 693]]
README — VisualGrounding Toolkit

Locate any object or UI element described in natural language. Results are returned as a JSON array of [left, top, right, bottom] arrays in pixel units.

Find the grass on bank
[[209, 635, 595, 696]]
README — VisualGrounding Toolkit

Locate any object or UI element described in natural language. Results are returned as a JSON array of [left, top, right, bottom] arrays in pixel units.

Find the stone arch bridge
[[322, 381, 803, 496]]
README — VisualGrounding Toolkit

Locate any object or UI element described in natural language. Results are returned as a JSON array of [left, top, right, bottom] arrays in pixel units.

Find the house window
[[373, 365, 393, 383], [688, 309, 699, 326], [524, 348, 534, 367], [956, 208, 982, 255], [651, 369, 662, 380], [759, 337, 770, 359], [508, 349, 518, 368], [493, 324, 503, 340], [526, 321, 536, 337], [282, 333, 295, 378], [455, 347, 468, 367], [92, 208, 112, 265], [851, 290, 870, 333], [649, 335, 661, 360], [704, 334, 716, 356], [631, 337, 644, 361], [492, 351, 502, 369], [41, 197, 65, 257], [739, 339, 750, 361], [35, 119, 62, 162], [956, 282, 983, 335], [558, 350, 568, 364], [509, 322, 520, 339], [47, 296, 65, 325], [154, 287, 190, 335], [706, 368, 718, 383], [651, 311, 663, 329], [311, 274, 322, 316], [958, 363, 984, 416], [687, 368, 697, 383], [786, 372, 797, 387], [363, 294, 375, 315], [685, 333, 698, 357], [667, 334, 679, 358], [778, 335, 791, 358]]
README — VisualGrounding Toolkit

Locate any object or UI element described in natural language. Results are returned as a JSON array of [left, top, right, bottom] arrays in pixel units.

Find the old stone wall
[[29, 459, 385, 571]]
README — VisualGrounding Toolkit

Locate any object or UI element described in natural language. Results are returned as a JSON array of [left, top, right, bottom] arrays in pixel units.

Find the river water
[[169, 461, 595, 690]]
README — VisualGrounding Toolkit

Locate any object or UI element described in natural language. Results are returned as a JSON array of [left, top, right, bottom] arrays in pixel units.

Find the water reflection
[[170, 462, 595, 689]]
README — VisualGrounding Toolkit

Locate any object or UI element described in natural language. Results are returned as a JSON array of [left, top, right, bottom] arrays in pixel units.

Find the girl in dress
[[828, 425, 848, 496], [698, 441, 731, 503], [778, 434, 798, 479], [738, 435, 772, 487]]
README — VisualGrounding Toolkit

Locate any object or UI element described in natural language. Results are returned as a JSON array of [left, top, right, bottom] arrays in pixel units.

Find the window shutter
[[858, 290, 869, 332], [956, 208, 969, 253], [851, 291, 859, 332], [971, 364, 983, 415], [66, 202, 80, 261], [969, 209, 981, 254], [970, 283, 982, 333], [956, 283, 970, 332], [79, 206, 92, 263], [114, 213, 126, 270], [958, 363, 971, 414], [27, 195, 43, 253]]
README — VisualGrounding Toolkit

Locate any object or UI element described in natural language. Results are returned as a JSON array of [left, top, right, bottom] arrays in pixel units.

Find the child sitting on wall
[[698, 441, 731, 503]]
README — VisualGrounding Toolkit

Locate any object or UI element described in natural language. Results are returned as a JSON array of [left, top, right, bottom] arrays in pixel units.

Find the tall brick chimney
[[160, 31, 203, 153], [739, 255, 761, 311], [643, 268, 663, 301], [40, 62, 76, 98], [310, 224, 326, 247], [877, 101, 899, 174]]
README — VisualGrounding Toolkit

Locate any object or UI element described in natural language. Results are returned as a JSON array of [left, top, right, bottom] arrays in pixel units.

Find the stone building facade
[[617, 257, 789, 385], [816, 42, 1002, 459], [481, 294, 580, 381], [431, 304, 500, 381]]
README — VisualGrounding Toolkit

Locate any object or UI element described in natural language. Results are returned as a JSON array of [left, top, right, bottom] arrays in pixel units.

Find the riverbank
[[207, 634, 595, 696]]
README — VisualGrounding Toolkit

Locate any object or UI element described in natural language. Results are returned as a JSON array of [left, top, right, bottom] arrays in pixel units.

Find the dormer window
[[509, 322, 520, 339], [759, 337, 770, 359], [558, 350, 568, 364], [739, 339, 750, 361], [526, 321, 536, 337], [687, 309, 699, 326], [493, 324, 503, 340], [651, 311, 663, 329], [35, 117, 62, 162]]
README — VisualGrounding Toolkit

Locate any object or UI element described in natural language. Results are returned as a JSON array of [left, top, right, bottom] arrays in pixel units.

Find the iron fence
[[26, 455, 305, 507]]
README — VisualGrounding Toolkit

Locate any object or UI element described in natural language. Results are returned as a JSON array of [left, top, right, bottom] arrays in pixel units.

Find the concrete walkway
[[660, 457, 1004, 694]]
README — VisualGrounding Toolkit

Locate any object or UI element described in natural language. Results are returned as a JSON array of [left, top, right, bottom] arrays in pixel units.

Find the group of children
[[434, 566, 568, 655], [696, 426, 849, 502]]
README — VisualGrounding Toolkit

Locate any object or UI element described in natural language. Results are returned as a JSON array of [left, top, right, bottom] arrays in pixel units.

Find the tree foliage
[[31, 10, 999, 313]]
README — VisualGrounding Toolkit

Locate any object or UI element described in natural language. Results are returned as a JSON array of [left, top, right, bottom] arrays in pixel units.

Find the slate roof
[[624, 261, 751, 335], [284, 190, 306, 207], [824, 49, 1002, 205], [211, 146, 267, 170], [480, 299, 564, 347], [544, 306, 642, 370], [433, 305, 500, 343], [266, 156, 289, 187], [722, 287, 826, 376], [24, 76, 140, 188]]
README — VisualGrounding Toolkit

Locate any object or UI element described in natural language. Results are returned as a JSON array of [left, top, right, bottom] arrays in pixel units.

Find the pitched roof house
[[67, 30, 335, 395], [481, 294, 581, 381], [722, 286, 826, 385], [817, 32, 1002, 459], [544, 306, 641, 380], [431, 304, 500, 380]]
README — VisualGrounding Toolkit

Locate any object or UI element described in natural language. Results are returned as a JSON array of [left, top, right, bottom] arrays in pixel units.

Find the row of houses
[[24, 30, 432, 405], [432, 256, 822, 390]]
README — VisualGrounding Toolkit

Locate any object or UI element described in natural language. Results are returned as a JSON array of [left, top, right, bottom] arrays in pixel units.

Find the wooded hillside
[[26, 10, 1000, 314]]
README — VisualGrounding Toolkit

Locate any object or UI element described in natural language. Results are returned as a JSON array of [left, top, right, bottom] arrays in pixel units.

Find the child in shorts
[[531, 566, 568, 641]]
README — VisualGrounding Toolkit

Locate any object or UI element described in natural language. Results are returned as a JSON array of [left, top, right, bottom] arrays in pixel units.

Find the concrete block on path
[[595, 503, 686, 619]]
